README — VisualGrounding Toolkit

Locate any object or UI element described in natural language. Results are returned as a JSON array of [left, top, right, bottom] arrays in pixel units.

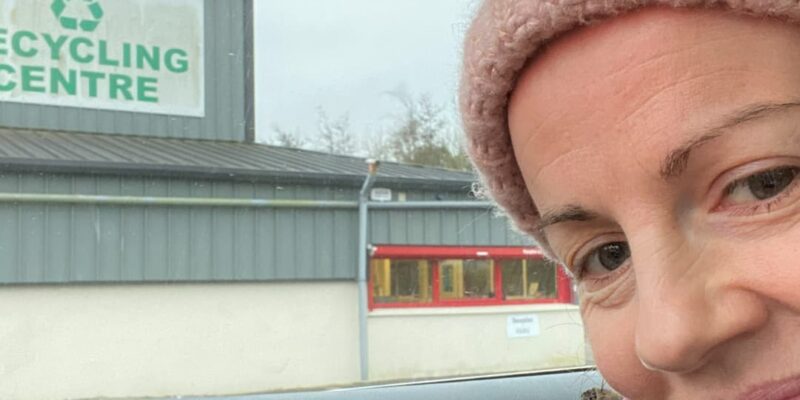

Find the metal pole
[[366, 201, 492, 209], [0, 193, 357, 209], [0, 194, 493, 211], [357, 160, 378, 381]]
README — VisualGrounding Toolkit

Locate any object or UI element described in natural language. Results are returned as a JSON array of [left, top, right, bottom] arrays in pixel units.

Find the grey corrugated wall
[[0, 173, 530, 284], [0, 0, 248, 141], [369, 209, 530, 247]]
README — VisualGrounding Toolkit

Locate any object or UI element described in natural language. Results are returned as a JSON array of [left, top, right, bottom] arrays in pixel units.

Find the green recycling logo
[[51, 0, 104, 33]]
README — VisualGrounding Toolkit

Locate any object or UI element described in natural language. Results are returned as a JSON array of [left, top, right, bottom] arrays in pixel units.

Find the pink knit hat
[[460, 0, 800, 253]]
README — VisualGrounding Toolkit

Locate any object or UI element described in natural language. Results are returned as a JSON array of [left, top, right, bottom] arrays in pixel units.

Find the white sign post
[[507, 314, 541, 338], [0, 0, 205, 116]]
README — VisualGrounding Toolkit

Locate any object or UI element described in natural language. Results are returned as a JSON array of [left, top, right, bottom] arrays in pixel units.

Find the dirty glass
[[460, 259, 494, 299], [371, 259, 433, 304], [501, 259, 558, 300]]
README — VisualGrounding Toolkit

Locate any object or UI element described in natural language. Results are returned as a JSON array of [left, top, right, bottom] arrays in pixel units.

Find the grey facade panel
[[0, 173, 355, 283], [0, 173, 528, 284], [0, 0, 248, 142], [368, 209, 531, 248]]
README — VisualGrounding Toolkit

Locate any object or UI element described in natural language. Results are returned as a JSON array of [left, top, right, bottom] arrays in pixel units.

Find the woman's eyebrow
[[535, 101, 800, 233], [660, 100, 800, 180], [535, 204, 599, 232]]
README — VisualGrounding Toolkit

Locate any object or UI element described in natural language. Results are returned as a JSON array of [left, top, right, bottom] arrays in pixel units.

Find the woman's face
[[508, 7, 800, 400]]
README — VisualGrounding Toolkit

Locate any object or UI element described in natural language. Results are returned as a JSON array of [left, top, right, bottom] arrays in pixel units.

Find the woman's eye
[[580, 241, 630, 277], [723, 166, 800, 205]]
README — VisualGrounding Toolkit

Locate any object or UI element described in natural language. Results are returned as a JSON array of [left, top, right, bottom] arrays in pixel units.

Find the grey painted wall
[[369, 208, 530, 247], [0, 0, 249, 142], [0, 173, 530, 284]]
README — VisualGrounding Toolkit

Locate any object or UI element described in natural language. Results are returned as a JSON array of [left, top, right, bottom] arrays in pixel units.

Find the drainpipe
[[357, 159, 378, 381]]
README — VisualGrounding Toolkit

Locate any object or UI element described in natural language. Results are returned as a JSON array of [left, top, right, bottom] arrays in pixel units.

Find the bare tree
[[270, 125, 310, 149], [269, 109, 355, 156], [364, 131, 393, 161], [317, 108, 355, 155], [378, 90, 472, 171], [267, 96, 470, 171]]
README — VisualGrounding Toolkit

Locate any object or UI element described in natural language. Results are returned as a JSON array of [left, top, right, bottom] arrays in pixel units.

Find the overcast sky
[[253, 0, 478, 144]]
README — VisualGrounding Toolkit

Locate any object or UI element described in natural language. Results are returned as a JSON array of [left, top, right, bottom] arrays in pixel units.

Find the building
[[0, 1, 586, 399]]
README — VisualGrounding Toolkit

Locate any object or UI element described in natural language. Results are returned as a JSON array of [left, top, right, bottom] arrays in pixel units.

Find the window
[[369, 246, 572, 309], [500, 259, 557, 300], [462, 259, 494, 299], [439, 259, 495, 300], [371, 259, 433, 304]]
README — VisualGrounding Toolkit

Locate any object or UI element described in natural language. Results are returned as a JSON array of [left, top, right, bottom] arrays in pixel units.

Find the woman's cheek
[[710, 212, 800, 305], [583, 302, 668, 398]]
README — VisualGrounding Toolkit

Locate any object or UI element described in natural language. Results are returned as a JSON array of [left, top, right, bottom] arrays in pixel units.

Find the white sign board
[[370, 187, 392, 202], [507, 314, 540, 338], [0, 0, 205, 116]]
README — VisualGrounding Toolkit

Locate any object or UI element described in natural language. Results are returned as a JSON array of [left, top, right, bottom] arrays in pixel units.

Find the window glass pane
[[463, 259, 493, 298], [526, 258, 557, 299], [500, 259, 525, 298], [500, 258, 558, 299], [370, 259, 432, 303], [438, 259, 493, 300]]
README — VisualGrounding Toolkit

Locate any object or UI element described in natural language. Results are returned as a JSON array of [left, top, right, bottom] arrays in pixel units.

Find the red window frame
[[368, 245, 573, 310]]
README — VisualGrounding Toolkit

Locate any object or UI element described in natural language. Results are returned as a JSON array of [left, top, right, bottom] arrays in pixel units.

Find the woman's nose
[[632, 245, 769, 373]]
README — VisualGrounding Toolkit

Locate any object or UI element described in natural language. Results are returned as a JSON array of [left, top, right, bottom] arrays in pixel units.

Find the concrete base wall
[[0, 282, 360, 400], [0, 283, 587, 399], [368, 304, 586, 382]]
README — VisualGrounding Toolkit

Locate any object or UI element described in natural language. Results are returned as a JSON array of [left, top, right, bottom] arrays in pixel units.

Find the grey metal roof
[[0, 128, 477, 189]]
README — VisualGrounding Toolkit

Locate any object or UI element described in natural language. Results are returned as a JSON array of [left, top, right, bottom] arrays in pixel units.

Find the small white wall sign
[[507, 314, 540, 338], [370, 188, 392, 202]]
